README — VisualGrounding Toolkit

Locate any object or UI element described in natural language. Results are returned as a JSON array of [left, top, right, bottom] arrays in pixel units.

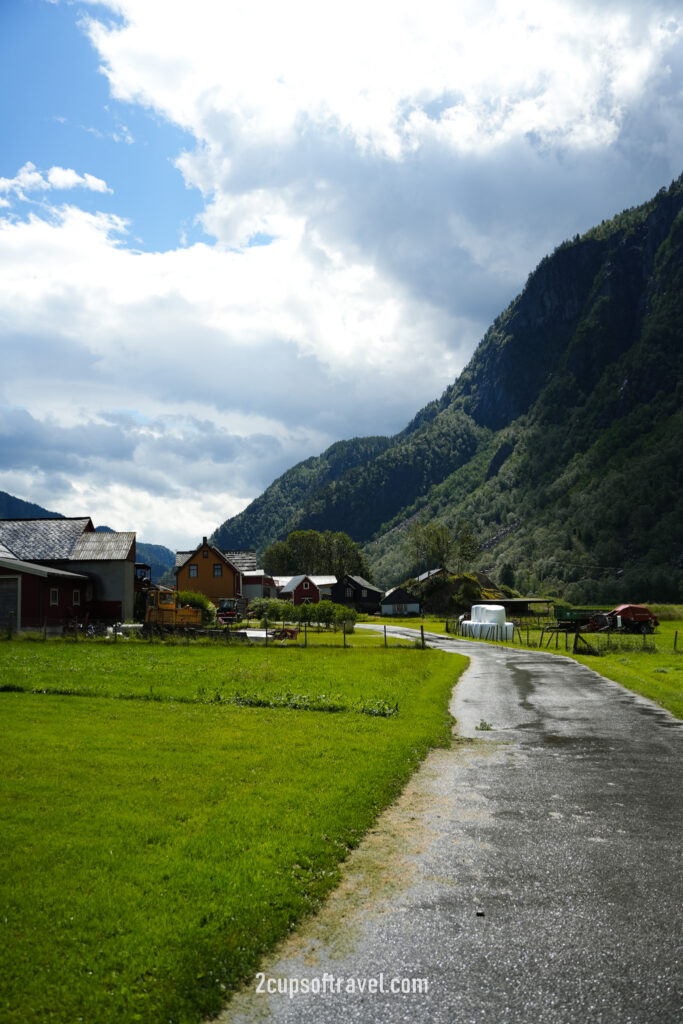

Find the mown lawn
[[0, 641, 465, 1024]]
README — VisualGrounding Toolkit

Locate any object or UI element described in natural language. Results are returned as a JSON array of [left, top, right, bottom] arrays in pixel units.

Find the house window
[[303, 581, 309, 589], [189, 564, 198, 578], [362, 588, 367, 597], [50, 588, 59, 606], [213, 564, 222, 577], [73, 590, 81, 606], [345, 586, 353, 598], [202, 549, 209, 558]]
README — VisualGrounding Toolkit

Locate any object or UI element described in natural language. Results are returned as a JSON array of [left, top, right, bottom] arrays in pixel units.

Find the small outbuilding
[[381, 586, 420, 617], [279, 575, 336, 605]]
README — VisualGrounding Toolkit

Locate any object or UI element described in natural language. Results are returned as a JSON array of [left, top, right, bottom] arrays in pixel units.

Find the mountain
[[1, 494, 175, 583], [0, 491, 62, 520], [212, 176, 683, 602]]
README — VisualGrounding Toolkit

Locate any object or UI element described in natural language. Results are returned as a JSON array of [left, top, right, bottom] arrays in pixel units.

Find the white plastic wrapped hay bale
[[462, 604, 513, 641]]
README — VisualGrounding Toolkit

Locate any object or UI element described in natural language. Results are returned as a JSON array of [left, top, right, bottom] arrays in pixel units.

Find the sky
[[1, 0, 682, 551]]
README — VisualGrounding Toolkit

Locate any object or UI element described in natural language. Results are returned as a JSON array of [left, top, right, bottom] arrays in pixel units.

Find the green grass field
[[0, 641, 465, 1024]]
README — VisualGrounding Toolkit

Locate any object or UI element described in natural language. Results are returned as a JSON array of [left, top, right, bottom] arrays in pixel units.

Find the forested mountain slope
[[212, 177, 683, 600]]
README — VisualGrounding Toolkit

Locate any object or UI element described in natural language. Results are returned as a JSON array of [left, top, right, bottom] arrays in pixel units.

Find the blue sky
[[1, 0, 682, 549], [0, 0, 206, 251]]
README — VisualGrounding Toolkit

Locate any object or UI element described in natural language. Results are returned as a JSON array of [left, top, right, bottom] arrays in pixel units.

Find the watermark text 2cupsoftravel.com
[[255, 971, 429, 999]]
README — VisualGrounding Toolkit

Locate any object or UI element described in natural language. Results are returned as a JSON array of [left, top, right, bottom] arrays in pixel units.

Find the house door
[[0, 577, 19, 629]]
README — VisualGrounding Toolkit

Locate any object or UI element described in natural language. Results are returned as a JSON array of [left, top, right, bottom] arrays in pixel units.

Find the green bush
[[176, 590, 217, 626]]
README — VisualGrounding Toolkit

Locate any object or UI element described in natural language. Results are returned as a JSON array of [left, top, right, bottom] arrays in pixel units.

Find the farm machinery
[[143, 585, 202, 631], [554, 604, 659, 635]]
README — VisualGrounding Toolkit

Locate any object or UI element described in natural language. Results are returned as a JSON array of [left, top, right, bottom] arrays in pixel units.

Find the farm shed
[[381, 586, 421, 616], [0, 547, 88, 631], [278, 575, 336, 605], [0, 518, 136, 625]]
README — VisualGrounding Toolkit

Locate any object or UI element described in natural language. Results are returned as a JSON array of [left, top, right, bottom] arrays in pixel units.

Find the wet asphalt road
[[217, 629, 682, 1024]]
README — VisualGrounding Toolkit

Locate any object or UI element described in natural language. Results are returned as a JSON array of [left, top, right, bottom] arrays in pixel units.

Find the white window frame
[[50, 587, 59, 606], [189, 564, 198, 578], [73, 589, 81, 606]]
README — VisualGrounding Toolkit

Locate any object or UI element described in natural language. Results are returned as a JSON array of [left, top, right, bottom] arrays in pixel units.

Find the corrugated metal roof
[[71, 532, 135, 561], [0, 518, 92, 560]]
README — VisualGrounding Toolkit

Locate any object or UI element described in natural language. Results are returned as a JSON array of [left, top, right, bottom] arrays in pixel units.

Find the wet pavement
[[214, 630, 683, 1024]]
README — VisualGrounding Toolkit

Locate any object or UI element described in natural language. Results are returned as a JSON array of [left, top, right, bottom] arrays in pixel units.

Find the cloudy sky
[[1, 0, 682, 550]]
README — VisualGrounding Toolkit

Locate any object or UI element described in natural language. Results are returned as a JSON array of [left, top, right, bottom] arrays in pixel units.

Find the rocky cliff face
[[451, 184, 683, 433], [212, 177, 683, 598]]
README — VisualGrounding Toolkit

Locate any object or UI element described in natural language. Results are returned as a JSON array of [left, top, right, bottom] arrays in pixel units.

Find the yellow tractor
[[144, 586, 202, 629]]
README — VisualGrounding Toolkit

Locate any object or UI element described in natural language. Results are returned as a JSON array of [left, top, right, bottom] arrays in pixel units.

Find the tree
[[453, 519, 480, 573], [261, 541, 291, 575], [500, 562, 516, 589], [408, 518, 479, 574], [262, 529, 370, 579]]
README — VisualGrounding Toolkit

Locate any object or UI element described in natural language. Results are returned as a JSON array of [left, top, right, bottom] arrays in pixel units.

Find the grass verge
[[0, 643, 465, 1024], [369, 618, 683, 719]]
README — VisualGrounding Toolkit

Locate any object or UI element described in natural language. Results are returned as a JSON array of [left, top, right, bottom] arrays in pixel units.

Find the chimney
[[203, 536, 207, 546]]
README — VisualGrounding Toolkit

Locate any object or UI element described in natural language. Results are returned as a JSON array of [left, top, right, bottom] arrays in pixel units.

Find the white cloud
[[0, 162, 112, 202], [2, 0, 682, 547]]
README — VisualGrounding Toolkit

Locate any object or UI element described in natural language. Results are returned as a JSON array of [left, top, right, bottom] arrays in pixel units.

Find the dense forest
[[212, 176, 683, 602]]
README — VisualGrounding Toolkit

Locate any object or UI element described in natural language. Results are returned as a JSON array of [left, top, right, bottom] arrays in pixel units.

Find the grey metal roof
[[0, 539, 17, 559], [0, 518, 92, 560], [222, 550, 259, 571], [279, 574, 305, 593], [71, 532, 135, 561], [382, 586, 417, 601], [347, 575, 383, 593]]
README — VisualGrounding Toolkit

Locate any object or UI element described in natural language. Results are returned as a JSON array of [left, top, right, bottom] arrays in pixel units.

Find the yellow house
[[175, 537, 243, 604]]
